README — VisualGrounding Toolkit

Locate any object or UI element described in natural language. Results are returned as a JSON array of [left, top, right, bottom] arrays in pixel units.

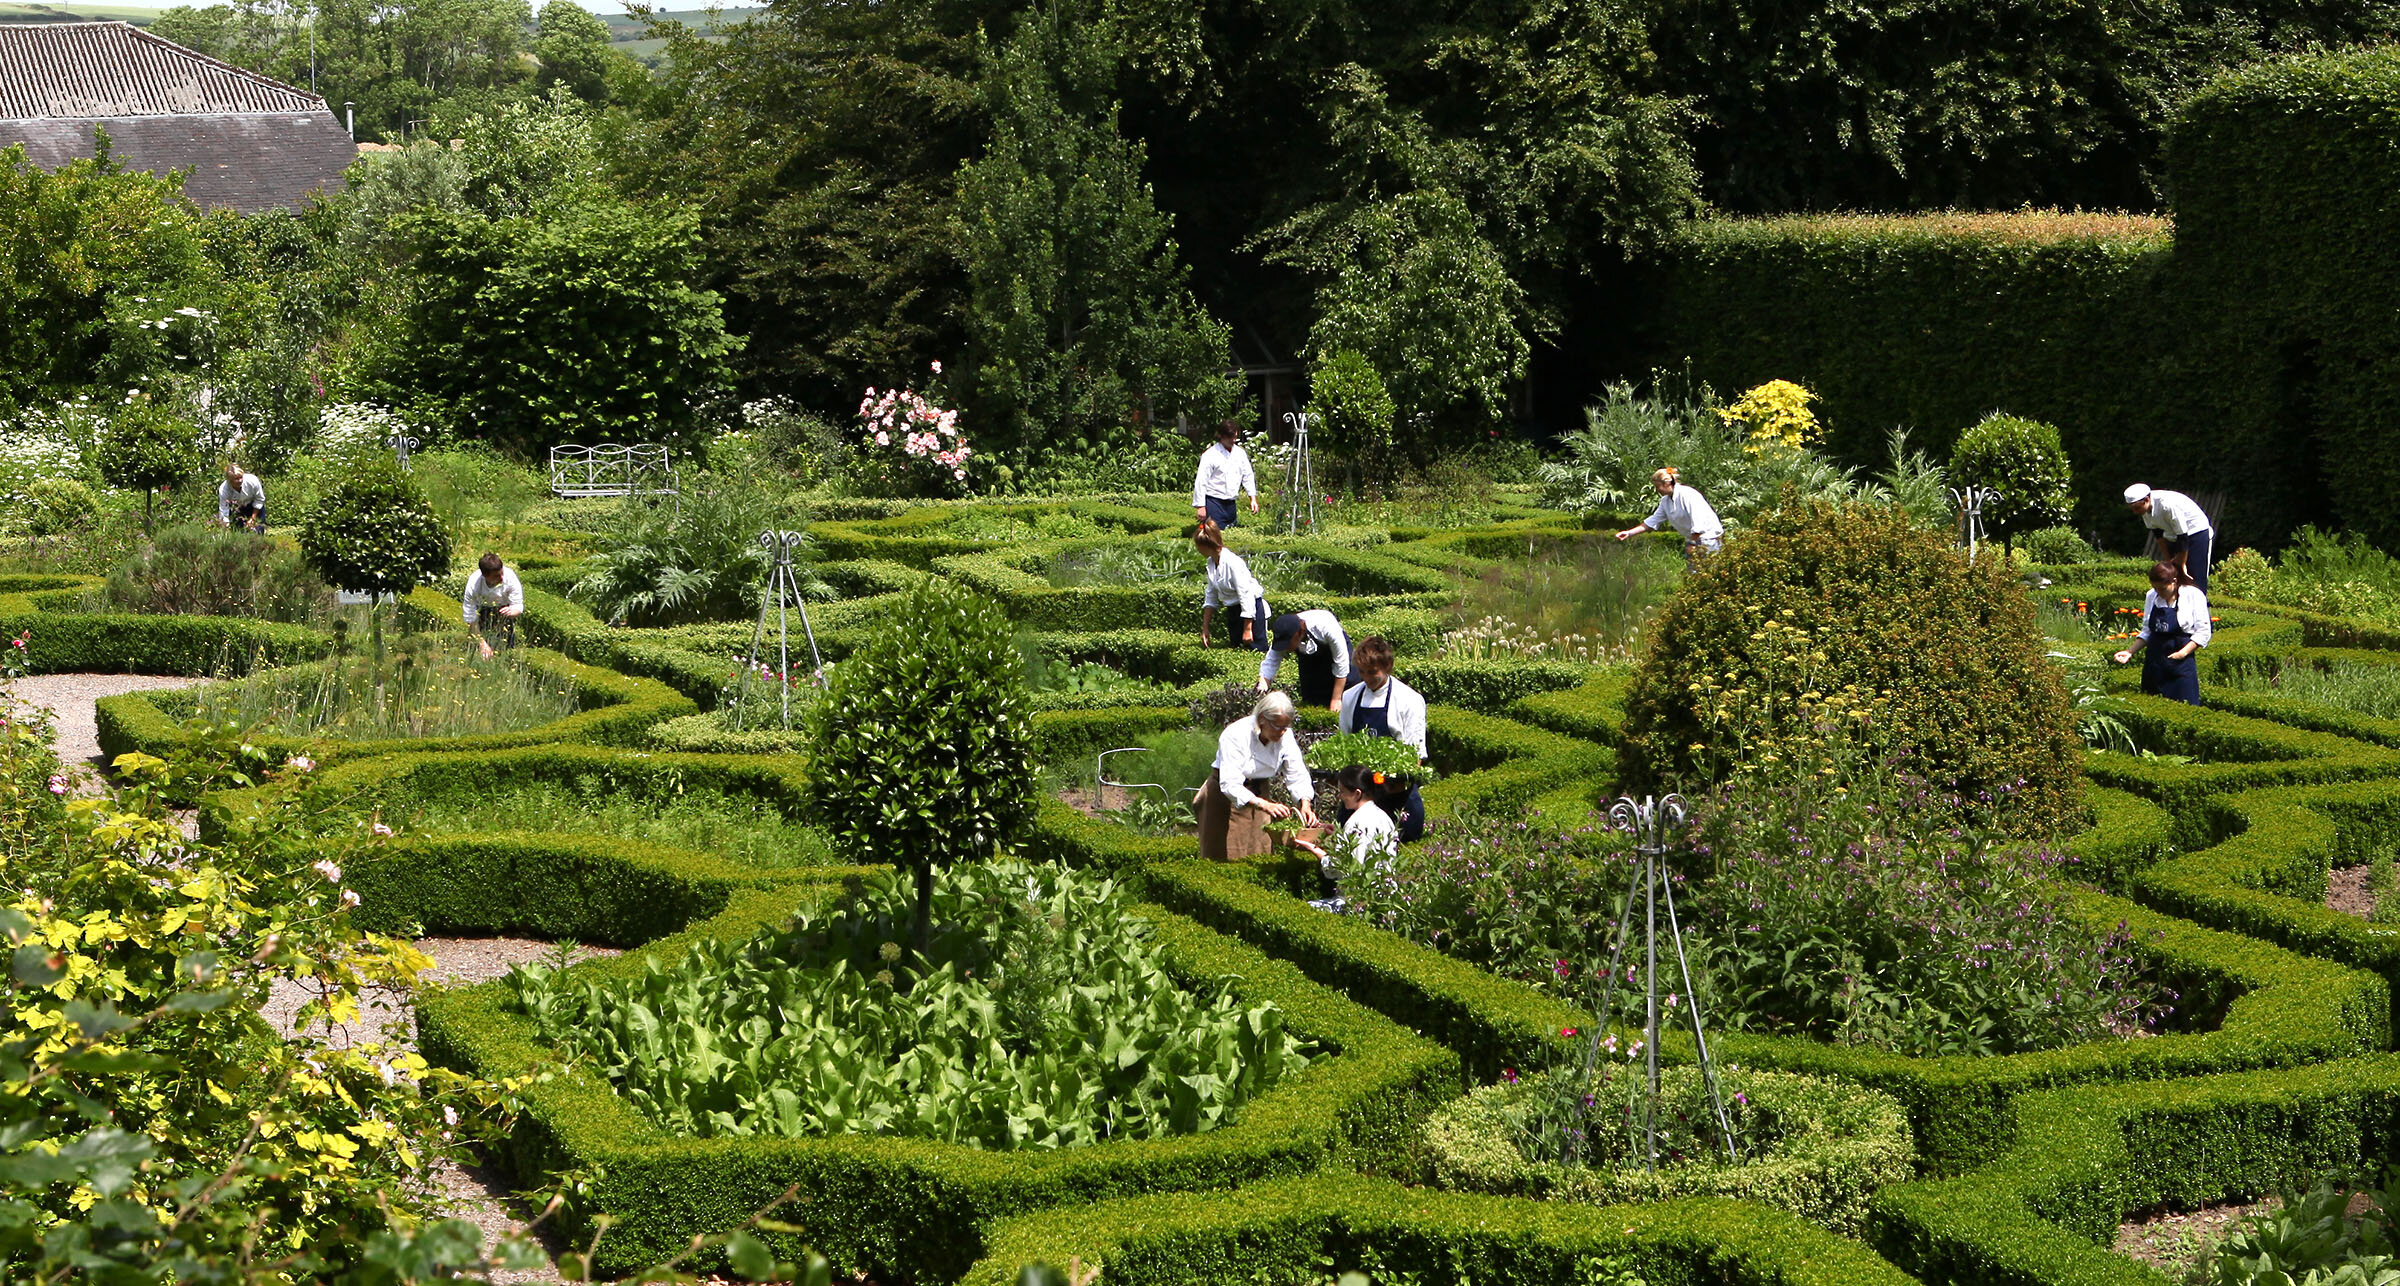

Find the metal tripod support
[[734, 529, 825, 730], [1578, 794, 1738, 1170], [1949, 484, 2000, 559], [1281, 411, 1318, 535], [386, 431, 422, 473]]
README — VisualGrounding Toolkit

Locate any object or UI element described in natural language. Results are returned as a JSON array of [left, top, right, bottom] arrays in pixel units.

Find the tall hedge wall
[[1648, 46, 2400, 552]]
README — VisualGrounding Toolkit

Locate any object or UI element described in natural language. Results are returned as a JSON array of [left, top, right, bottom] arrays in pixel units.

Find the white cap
[[2123, 483, 2152, 504]]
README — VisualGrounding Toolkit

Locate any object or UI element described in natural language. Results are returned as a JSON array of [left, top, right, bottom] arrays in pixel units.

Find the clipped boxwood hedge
[[0, 575, 332, 676], [417, 888, 1462, 1281]]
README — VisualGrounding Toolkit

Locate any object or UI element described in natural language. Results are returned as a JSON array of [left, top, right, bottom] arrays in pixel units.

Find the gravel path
[[10, 672, 207, 793]]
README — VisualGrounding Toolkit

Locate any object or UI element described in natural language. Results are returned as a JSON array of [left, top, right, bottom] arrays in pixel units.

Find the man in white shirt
[[1258, 609, 1350, 710], [217, 463, 266, 534], [462, 552, 524, 659], [1191, 419, 1260, 529], [2123, 484, 2215, 592], [1197, 690, 1318, 861], [1614, 467, 1723, 564]]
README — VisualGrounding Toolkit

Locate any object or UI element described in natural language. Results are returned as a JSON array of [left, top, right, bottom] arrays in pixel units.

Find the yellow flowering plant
[[1718, 380, 1821, 457]]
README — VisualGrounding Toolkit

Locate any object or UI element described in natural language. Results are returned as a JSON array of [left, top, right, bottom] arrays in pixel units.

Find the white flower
[[312, 859, 342, 883], [443, 1105, 459, 1127], [370, 822, 393, 837], [286, 755, 315, 773], [339, 889, 360, 908]]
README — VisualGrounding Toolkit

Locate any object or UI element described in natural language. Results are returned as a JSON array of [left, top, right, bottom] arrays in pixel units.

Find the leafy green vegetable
[[1304, 732, 1435, 784]]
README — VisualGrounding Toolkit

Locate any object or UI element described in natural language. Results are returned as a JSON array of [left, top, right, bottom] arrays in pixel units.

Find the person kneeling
[[1294, 766, 1402, 914]]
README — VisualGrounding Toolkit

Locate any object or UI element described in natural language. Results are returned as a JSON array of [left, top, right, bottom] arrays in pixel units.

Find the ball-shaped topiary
[[94, 402, 200, 531], [1621, 497, 2083, 837], [803, 579, 1035, 954], [1949, 413, 2074, 543], [296, 461, 453, 601]]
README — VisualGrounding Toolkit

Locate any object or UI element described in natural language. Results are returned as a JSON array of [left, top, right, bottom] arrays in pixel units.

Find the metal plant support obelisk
[[386, 431, 422, 473], [734, 529, 825, 730], [1281, 410, 1318, 535], [1578, 794, 1738, 1170], [1949, 484, 1999, 559]]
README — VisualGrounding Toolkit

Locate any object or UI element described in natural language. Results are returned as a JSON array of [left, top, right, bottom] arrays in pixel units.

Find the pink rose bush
[[856, 366, 972, 497]]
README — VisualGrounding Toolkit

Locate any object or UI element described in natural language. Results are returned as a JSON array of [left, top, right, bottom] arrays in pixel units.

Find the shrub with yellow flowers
[[1621, 496, 2084, 838], [1717, 380, 1821, 457]]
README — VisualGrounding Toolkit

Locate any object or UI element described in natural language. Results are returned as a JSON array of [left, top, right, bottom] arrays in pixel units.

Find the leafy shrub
[[1687, 738, 2166, 1056], [2213, 546, 2275, 599], [24, 477, 97, 537], [315, 402, 425, 460], [804, 580, 1035, 953], [1423, 1067, 1913, 1234], [101, 522, 333, 622], [1948, 413, 2075, 544], [94, 400, 200, 530], [1536, 381, 1856, 527], [1719, 379, 1820, 456], [1303, 732, 1436, 784], [2209, 1171, 2400, 1286], [1344, 812, 1634, 993], [505, 859, 1311, 1147], [737, 398, 850, 487], [854, 375, 973, 498], [2020, 525, 2101, 564], [1620, 497, 2084, 837], [1309, 347, 1400, 481], [2216, 527, 2400, 625], [570, 484, 798, 627], [296, 460, 452, 603]]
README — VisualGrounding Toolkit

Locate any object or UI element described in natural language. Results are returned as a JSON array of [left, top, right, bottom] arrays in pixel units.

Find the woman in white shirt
[[1194, 521, 1269, 651], [1191, 420, 1260, 529], [1338, 636, 1427, 840], [1197, 690, 1319, 861], [2113, 561, 2212, 705], [1294, 766, 1401, 913], [1613, 467, 1723, 564]]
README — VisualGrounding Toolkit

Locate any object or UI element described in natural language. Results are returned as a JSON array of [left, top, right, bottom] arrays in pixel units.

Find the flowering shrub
[[316, 402, 423, 460], [855, 366, 972, 497], [1718, 379, 1819, 457]]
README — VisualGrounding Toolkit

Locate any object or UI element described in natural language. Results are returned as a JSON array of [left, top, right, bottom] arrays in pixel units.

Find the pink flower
[[874, 432, 890, 447], [312, 859, 341, 883], [370, 822, 393, 837], [930, 360, 943, 375], [286, 755, 315, 773], [45, 775, 66, 795], [340, 889, 360, 908]]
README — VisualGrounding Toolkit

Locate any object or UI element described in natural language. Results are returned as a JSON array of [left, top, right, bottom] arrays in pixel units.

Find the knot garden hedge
[[44, 500, 2400, 1285]]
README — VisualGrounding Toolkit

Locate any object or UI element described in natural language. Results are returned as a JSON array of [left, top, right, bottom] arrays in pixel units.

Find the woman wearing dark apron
[[1195, 522, 1270, 651], [1338, 636, 1427, 841], [2113, 561, 2211, 705], [1259, 609, 1351, 711]]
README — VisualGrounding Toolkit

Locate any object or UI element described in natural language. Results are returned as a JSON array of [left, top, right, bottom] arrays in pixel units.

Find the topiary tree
[[1948, 413, 2074, 546], [94, 402, 199, 533], [296, 461, 451, 664], [1620, 497, 2082, 837], [1308, 347, 1400, 487], [803, 579, 1034, 957]]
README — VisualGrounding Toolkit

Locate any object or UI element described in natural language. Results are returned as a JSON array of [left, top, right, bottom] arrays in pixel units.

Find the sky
[[563, 0, 764, 11]]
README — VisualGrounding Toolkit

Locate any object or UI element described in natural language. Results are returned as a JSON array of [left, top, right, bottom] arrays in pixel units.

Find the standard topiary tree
[[1949, 413, 2074, 546], [94, 402, 199, 533], [1308, 347, 1400, 486], [803, 579, 1035, 957], [1620, 497, 2082, 837], [296, 461, 451, 664]]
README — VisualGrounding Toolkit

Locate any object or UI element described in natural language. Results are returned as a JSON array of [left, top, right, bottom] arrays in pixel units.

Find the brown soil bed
[[2330, 864, 2378, 919]]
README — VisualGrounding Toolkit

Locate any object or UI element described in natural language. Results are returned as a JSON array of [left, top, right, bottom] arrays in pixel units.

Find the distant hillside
[[0, 3, 167, 23]]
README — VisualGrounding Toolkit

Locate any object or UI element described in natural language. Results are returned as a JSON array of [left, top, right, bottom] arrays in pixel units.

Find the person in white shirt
[[1614, 467, 1723, 564], [2123, 484, 2215, 592], [1194, 521, 1270, 651], [462, 552, 525, 659], [1259, 608, 1350, 710], [1197, 690, 1319, 861], [2113, 560, 2212, 705], [1338, 636, 1427, 840], [217, 463, 266, 534], [1191, 419, 1260, 529], [1293, 766, 1401, 913]]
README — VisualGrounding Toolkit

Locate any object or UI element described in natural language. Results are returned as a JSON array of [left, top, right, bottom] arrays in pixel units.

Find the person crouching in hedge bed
[[1199, 690, 1319, 861], [2113, 560, 2212, 705], [1258, 609, 1350, 711], [1293, 765, 1402, 913], [1338, 635, 1427, 841], [1195, 521, 1270, 651]]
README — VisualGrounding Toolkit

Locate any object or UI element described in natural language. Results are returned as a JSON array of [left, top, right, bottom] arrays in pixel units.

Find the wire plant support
[[731, 529, 825, 732], [1281, 410, 1318, 535], [1576, 793, 1739, 1172], [385, 431, 421, 473], [1949, 484, 2000, 559], [548, 443, 680, 500]]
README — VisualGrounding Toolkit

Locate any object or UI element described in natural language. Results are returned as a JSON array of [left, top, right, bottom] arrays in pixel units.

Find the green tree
[[802, 580, 1033, 958], [1949, 413, 2075, 546], [1306, 347, 1398, 485], [954, 11, 1238, 470], [296, 459, 450, 661], [531, 0, 621, 104], [94, 402, 201, 533], [373, 193, 739, 453]]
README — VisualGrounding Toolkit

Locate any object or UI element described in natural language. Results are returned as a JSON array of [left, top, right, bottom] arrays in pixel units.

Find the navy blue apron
[[1245, 597, 1271, 651], [2141, 597, 2203, 705], [1204, 495, 1239, 529], [1294, 631, 1343, 708], [1347, 688, 1427, 842]]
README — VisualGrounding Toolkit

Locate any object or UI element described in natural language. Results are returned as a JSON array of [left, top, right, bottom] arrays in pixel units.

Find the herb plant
[[1303, 732, 1435, 784]]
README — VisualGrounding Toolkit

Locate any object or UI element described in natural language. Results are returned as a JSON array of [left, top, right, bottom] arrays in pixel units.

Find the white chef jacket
[[2140, 490, 2213, 538], [1191, 442, 1259, 506], [462, 567, 523, 624], [217, 473, 266, 521], [1213, 715, 1312, 809], [1321, 800, 1399, 883], [1339, 675, 1428, 759], [2135, 587, 2213, 649], [1642, 483, 1722, 539], [1202, 550, 1267, 619], [1259, 609, 1350, 685]]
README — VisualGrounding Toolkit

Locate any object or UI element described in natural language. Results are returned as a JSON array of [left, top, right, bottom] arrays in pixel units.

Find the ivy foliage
[[804, 579, 1035, 953]]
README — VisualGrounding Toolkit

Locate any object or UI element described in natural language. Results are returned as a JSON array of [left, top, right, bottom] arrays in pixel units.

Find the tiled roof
[[0, 21, 325, 119]]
